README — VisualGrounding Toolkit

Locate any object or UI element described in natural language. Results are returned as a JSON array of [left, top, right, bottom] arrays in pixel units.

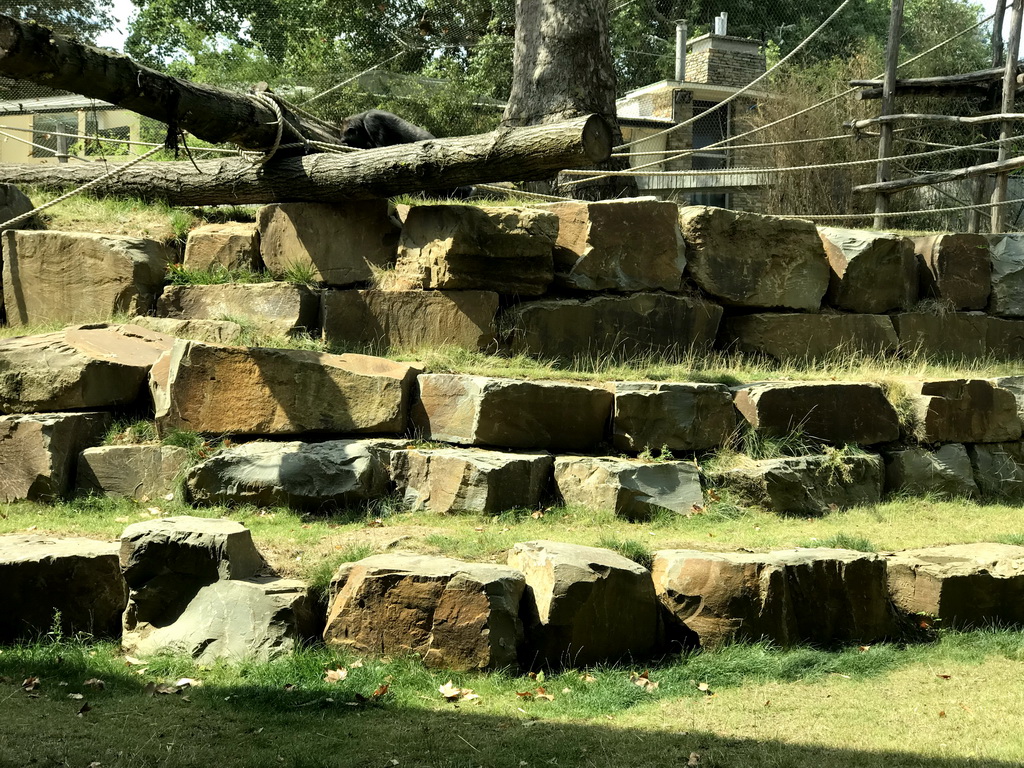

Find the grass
[[0, 629, 1022, 767], [165, 263, 272, 286]]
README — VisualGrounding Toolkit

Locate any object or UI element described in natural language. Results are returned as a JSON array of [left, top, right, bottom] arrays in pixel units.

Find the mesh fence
[[0, 0, 1016, 229]]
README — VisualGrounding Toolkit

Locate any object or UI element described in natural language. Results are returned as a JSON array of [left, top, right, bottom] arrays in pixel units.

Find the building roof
[[0, 94, 122, 115]]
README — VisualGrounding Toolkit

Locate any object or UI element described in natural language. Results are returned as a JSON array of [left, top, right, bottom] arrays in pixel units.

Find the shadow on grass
[[2, 633, 1023, 768]]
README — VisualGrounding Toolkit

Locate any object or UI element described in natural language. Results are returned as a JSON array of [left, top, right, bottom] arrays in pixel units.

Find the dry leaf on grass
[[83, 678, 105, 690], [630, 671, 659, 692], [324, 668, 348, 683], [438, 680, 478, 702]]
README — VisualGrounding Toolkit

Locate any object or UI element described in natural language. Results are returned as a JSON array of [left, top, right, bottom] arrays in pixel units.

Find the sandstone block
[[537, 198, 685, 291], [183, 222, 260, 272], [413, 374, 613, 452], [892, 312, 989, 359], [987, 234, 1024, 317], [3, 231, 170, 325], [554, 456, 703, 520], [258, 201, 399, 286], [151, 340, 418, 436], [912, 233, 990, 310], [884, 444, 979, 499], [819, 227, 917, 313], [0, 535, 127, 642], [911, 379, 1021, 443], [652, 548, 897, 648], [0, 324, 173, 413], [992, 375, 1024, 423], [186, 439, 389, 509], [967, 442, 1024, 500], [130, 315, 243, 345], [733, 382, 900, 445], [78, 445, 190, 501], [157, 283, 319, 337], [679, 206, 829, 310], [321, 289, 497, 351], [709, 453, 884, 515], [395, 205, 556, 296], [721, 313, 898, 361], [508, 540, 662, 668], [886, 543, 1024, 628], [324, 552, 525, 671], [502, 293, 722, 360], [391, 447, 552, 514], [120, 516, 266, 632], [0, 412, 111, 502], [986, 316, 1024, 358], [612, 381, 736, 452], [123, 576, 317, 662]]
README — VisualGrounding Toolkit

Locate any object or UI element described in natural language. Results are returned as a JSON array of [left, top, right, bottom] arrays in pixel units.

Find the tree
[[0, 1, 113, 42], [502, 0, 636, 199]]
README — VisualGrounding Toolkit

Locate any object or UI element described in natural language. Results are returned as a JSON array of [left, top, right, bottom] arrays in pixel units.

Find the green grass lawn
[[1, 630, 1022, 767]]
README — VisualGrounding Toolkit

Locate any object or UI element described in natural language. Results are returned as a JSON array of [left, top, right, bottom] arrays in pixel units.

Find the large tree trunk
[[0, 14, 345, 150], [0, 116, 611, 206], [502, 0, 637, 200]]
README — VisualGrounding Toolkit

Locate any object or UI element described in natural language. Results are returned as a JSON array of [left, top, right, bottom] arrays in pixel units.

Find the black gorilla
[[342, 109, 473, 199], [341, 110, 435, 149]]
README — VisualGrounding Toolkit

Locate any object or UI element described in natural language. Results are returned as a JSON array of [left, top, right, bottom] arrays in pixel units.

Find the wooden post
[[992, 0, 1024, 232], [969, 0, 1006, 233], [875, 0, 905, 229]]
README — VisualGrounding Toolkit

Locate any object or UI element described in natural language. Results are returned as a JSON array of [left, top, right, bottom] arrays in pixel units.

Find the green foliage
[[103, 419, 158, 445], [597, 536, 654, 570], [273, 262, 321, 286], [798, 532, 878, 551]]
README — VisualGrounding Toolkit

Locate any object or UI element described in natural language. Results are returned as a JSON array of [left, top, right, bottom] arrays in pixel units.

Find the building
[[0, 94, 143, 164], [616, 24, 768, 210]]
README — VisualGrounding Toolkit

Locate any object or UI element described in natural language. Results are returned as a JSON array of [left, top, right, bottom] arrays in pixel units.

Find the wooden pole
[[969, 0, 1006, 233], [0, 116, 612, 206], [874, 0, 905, 229], [854, 152, 1024, 193], [992, 0, 1024, 232]]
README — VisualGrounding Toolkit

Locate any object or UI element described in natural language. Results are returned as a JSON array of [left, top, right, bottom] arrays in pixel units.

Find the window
[[31, 113, 77, 159]]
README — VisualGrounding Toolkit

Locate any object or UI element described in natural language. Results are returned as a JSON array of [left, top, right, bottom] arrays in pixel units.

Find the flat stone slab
[[910, 379, 1022, 444], [612, 381, 736, 453], [324, 552, 525, 671], [412, 374, 613, 452], [186, 439, 389, 509], [709, 453, 884, 515], [733, 381, 900, 445], [78, 444, 190, 502], [321, 289, 498, 352], [554, 456, 704, 521], [258, 201, 399, 286], [883, 444, 979, 499], [819, 227, 917, 313], [892, 312, 989, 359], [913, 233, 991, 310], [151, 340, 418, 436], [886, 543, 1024, 628], [157, 283, 319, 337], [183, 222, 260, 272], [123, 576, 317, 662], [721, 313, 898, 361], [120, 516, 267, 631], [0, 412, 111, 502], [0, 323, 173, 413], [0, 535, 127, 642], [537, 198, 686, 292], [502, 293, 722, 360], [679, 206, 829, 311], [130, 315, 244, 345], [652, 548, 898, 648], [396, 205, 556, 295], [391, 447, 552, 514], [508, 540, 663, 668], [3, 230, 171, 325]]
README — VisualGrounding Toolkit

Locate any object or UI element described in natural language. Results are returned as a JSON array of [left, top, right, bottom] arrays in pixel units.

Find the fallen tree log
[[0, 14, 344, 150], [850, 66, 1009, 88], [846, 112, 1024, 130], [0, 115, 612, 206]]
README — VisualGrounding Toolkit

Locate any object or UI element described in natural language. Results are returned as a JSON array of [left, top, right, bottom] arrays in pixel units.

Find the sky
[[92, 0, 1012, 52]]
